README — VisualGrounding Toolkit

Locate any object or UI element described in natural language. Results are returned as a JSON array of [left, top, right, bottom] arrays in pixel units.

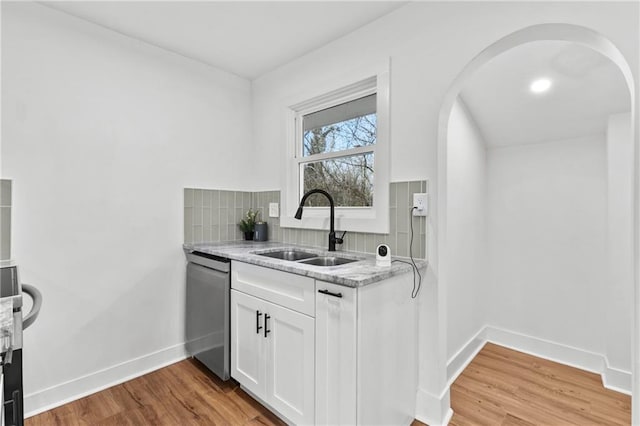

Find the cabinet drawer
[[231, 261, 315, 317]]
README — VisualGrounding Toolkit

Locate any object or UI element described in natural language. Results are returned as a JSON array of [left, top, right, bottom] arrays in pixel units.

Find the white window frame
[[281, 61, 390, 234]]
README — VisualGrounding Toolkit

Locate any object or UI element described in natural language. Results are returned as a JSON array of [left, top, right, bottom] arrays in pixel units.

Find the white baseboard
[[414, 387, 452, 426], [446, 327, 487, 388], [602, 365, 632, 395], [185, 331, 224, 354], [25, 327, 632, 422], [485, 326, 605, 375], [24, 342, 190, 418], [446, 325, 632, 396]]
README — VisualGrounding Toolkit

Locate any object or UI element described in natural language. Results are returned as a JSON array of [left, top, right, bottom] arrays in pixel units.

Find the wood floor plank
[[450, 343, 631, 426], [26, 358, 285, 426], [453, 374, 558, 425], [501, 413, 536, 426], [26, 343, 630, 426], [450, 385, 507, 425]]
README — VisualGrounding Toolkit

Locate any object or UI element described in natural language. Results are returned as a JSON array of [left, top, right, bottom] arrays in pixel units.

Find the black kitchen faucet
[[294, 189, 346, 252]]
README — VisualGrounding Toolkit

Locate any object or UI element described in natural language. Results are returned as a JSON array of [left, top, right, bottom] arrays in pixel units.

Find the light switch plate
[[269, 202, 279, 218], [413, 193, 428, 216]]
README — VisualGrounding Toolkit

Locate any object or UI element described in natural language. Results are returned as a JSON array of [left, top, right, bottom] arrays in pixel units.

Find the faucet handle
[[335, 231, 347, 245]]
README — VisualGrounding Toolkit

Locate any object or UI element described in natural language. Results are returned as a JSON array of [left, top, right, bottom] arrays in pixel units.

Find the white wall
[[487, 135, 608, 356], [1, 1, 637, 423], [250, 2, 637, 423], [444, 105, 633, 392], [606, 113, 634, 376], [251, 2, 637, 191], [1, 3, 252, 414], [445, 99, 487, 362]]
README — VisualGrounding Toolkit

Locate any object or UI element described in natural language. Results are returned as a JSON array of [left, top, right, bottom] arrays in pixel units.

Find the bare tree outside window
[[301, 112, 376, 207]]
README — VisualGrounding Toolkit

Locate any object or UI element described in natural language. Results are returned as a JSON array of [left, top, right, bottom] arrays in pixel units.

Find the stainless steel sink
[[258, 250, 318, 261], [299, 256, 357, 267]]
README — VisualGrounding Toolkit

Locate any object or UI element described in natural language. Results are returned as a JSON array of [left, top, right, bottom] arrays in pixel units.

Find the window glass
[[302, 94, 376, 156], [300, 93, 376, 208], [301, 152, 374, 207]]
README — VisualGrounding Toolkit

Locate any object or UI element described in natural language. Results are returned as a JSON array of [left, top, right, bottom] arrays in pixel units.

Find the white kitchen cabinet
[[232, 260, 417, 426], [266, 297, 315, 424], [316, 273, 417, 426], [231, 261, 315, 425], [230, 289, 266, 398], [315, 282, 357, 425]]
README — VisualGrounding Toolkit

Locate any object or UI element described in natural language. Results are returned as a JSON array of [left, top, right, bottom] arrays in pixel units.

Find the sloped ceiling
[[42, 1, 407, 80], [460, 40, 630, 147], [38, 3, 631, 142]]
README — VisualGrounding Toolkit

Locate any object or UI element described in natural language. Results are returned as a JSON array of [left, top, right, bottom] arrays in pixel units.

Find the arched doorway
[[437, 23, 637, 423]]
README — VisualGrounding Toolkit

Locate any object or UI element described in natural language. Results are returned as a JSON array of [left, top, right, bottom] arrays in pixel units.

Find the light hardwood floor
[[448, 343, 631, 426], [25, 359, 286, 426], [26, 343, 630, 425]]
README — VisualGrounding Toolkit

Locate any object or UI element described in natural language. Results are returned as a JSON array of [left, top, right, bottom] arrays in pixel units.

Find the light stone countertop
[[183, 241, 427, 288]]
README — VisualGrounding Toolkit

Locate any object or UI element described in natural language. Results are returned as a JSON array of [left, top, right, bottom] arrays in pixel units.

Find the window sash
[[294, 87, 376, 161], [302, 94, 376, 133], [296, 145, 375, 164]]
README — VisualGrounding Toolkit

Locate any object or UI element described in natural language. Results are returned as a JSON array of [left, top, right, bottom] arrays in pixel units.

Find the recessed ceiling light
[[530, 78, 552, 94]]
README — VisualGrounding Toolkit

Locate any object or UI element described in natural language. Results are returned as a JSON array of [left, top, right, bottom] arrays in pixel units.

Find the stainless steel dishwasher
[[185, 251, 230, 381]]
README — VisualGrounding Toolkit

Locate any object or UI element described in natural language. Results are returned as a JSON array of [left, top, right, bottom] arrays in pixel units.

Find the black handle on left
[[256, 310, 263, 334]]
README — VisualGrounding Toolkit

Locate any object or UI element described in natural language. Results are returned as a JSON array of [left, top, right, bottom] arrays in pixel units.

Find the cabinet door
[[230, 289, 266, 398], [265, 300, 315, 425], [315, 281, 357, 425]]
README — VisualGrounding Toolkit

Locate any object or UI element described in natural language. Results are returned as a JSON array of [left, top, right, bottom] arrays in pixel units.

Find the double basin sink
[[256, 249, 357, 267]]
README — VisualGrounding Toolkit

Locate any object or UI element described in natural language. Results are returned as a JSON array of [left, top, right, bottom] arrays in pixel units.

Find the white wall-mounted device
[[376, 244, 391, 267]]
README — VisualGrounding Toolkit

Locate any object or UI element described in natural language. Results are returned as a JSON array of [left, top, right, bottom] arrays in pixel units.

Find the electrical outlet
[[269, 202, 279, 218], [413, 193, 428, 216]]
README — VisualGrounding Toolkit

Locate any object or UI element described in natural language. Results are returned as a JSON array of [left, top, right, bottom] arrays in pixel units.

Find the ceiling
[[460, 40, 630, 147], [39, 3, 631, 144], [42, 1, 407, 80]]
